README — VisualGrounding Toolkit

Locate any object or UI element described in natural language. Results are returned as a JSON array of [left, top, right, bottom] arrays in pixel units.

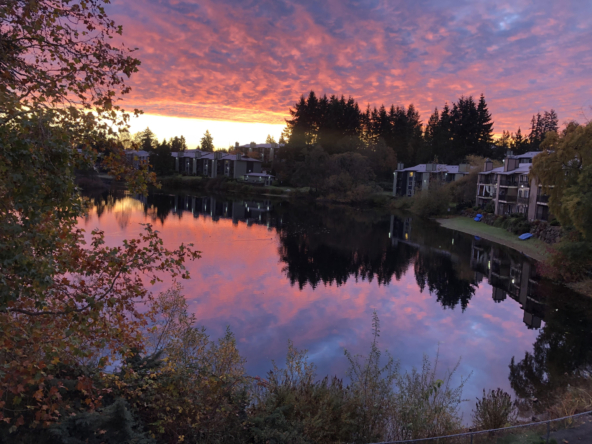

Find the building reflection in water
[[389, 214, 544, 328], [470, 238, 543, 329], [169, 194, 279, 229]]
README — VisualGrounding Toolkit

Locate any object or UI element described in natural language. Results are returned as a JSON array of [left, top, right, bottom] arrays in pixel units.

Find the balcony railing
[[478, 191, 496, 199], [537, 194, 550, 204], [479, 176, 494, 184], [517, 196, 529, 204], [498, 194, 517, 203], [519, 178, 530, 186]]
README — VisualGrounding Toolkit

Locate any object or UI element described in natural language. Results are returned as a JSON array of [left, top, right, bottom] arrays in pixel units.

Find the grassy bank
[[437, 216, 551, 262]]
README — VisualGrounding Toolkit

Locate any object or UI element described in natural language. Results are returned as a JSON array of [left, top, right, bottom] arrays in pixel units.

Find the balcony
[[537, 194, 550, 204], [498, 194, 517, 203], [479, 176, 494, 184], [519, 178, 530, 186], [517, 196, 529, 205], [499, 177, 518, 187]]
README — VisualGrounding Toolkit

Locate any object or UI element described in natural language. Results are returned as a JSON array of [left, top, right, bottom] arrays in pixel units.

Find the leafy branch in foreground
[[0, 226, 199, 428]]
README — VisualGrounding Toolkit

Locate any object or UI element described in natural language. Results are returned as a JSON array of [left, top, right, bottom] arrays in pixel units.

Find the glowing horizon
[[127, 113, 285, 149], [109, 0, 592, 142]]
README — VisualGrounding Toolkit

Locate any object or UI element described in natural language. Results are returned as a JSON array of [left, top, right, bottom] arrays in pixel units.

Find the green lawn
[[437, 216, 551, 262]]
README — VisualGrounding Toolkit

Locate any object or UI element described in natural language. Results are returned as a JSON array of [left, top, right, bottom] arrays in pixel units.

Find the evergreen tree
[[420, 108, 440, 164], [200, 130, 214, 152], [528, 109, 558, 150], [476, 94, 494, 156], [513, 127, 528, 155], [170, 135, 187, 152], [151, 139, 173, 176], [134, 127, 157, 152], [266, 134, 278, 147]]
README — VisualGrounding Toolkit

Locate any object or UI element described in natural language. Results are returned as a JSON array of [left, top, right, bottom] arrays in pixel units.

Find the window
[[409, 172, 414, 177]]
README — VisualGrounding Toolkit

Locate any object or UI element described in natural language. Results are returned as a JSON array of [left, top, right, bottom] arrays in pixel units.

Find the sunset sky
[[110, 0, 592, 149]]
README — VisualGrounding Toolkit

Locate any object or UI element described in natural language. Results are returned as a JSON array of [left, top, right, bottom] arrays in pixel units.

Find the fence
[[370, 410, 592, 444]]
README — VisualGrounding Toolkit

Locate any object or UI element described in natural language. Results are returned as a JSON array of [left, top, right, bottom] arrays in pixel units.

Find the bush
[[484, 201, 495, 214], [544, 234, 592, 282], [410, 186, 451, 218], [471, 388, 516, 430], [250, 313, 467, 444]]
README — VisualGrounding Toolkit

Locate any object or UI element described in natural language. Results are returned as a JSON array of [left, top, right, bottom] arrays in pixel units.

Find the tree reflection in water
[[83, 188, 592, 408]]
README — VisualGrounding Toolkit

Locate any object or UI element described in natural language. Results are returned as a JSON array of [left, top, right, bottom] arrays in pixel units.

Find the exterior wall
[[253, 162, 262, 173], [527, 177, 538, 221], [234, 160, 247, 179], [406, 172, 416, 197], [493, 174, 501, 215], [421, 173, 430, 191]]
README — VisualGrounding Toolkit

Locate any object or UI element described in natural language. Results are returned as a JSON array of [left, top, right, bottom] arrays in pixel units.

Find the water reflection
[[81, 188, 592, 415]]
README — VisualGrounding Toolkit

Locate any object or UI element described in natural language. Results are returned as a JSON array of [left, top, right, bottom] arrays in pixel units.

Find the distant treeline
[[281, 91, 558, 166]]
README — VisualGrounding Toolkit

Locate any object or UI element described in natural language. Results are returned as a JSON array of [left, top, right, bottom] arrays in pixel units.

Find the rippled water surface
[[80, 188, 592, 418]]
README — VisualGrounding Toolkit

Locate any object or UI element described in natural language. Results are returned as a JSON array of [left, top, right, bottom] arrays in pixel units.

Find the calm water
[[80, 188, 592, 418]]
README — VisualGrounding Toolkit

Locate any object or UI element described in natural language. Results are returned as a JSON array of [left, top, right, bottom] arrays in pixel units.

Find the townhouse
[[172, 150, 262, 178], [124, 150, 150, 169], [392, 162, 471, 197], [237, 143, 283, 163], [476, 151, 550, 221]]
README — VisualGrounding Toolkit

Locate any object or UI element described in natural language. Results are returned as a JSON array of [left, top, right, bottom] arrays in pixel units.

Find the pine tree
[[133, 127, 157, 152], [528, 109, 559, 150], [200, 130, 214, 152], [151, 139, 173, 176], [513, 127, 527, 155], [477, 94, 494, 156]]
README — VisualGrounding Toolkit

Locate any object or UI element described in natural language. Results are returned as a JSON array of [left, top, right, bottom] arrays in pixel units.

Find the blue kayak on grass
[[519, 233, 533, 240]]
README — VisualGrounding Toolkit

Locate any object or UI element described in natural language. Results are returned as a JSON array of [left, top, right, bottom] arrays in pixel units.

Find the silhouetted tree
[[200, 130, 214, 152]]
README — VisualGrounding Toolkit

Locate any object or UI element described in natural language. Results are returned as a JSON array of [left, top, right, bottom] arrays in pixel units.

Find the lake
[[80, 188, 592, 419]]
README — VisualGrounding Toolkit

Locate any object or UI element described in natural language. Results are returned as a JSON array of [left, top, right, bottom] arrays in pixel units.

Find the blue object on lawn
[[474, 214, 483, 222], [519, 233, 533, 240]]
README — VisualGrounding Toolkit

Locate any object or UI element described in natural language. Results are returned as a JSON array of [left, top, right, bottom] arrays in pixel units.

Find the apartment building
[[172, 150, 262, 178], [393, 162, 471, 197], [124, 150, 150, 169], [236, 143, 284, 163], [476, 151, 550, 221]]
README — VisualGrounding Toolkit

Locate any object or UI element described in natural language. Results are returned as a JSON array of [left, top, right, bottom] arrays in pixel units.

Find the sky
[[110, 0, 592, 149]]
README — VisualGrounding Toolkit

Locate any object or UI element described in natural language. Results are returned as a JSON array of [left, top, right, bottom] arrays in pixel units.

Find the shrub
[[391, 197, 412, 211], [250, 313, 467, 444], [544, 234, 592, 282], [471, 388, 516, 430], [484, 201, 495, 214], [410, 186, 451, 217]]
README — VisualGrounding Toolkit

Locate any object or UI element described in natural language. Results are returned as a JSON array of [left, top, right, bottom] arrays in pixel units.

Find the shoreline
[[436, 216, 551, 262]]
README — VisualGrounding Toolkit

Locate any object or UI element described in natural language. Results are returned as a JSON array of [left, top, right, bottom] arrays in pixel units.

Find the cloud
[[108, 0, 592, 133]]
